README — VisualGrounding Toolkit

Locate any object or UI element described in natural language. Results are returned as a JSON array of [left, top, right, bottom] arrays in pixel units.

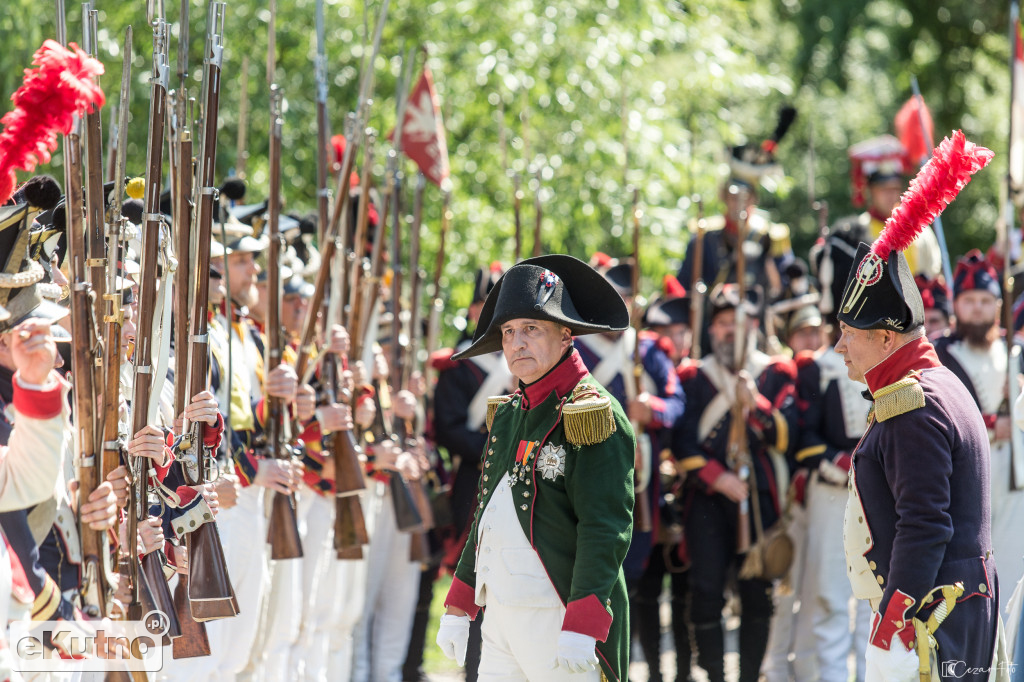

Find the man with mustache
[[435, 255, 635, 682]]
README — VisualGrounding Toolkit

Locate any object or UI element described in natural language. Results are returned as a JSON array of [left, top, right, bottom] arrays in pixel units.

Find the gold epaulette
[[872, 375, 925, 422], [562, 383, 617, 447], [485, 395, 514, 432]]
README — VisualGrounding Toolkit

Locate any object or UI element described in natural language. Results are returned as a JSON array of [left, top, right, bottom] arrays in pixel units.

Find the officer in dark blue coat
[[672, 285, 798, 682], [835, 241, 1000, 680]]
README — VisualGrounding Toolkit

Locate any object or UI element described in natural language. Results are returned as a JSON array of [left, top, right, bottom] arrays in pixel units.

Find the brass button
[[190, 520, 196, 527], [980, 583, 988, 593], [865, 537, 870, 544], [523, 491, 530, 498], [485, 462, 491, 469], [605, 598, 611, 606], [488, 449, 494, 455], [520, 504, 528, 511], [525, 479, 531, 485], [483, 475, 489, 482], [858, 516, 863, 524], [894, 620, 903, 628], [203, 513, 212, 520], [176, 526, 184, 535], [868, 561, 876, 570], [483, 488, 489, 495], [876, 575, 884, 585], [491, 436, 497, 443], [904, 598, 913, 606]]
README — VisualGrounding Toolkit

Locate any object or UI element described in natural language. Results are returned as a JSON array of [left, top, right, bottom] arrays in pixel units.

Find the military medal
[[536, 443, 566, 481], [515, 441, 538, 483]]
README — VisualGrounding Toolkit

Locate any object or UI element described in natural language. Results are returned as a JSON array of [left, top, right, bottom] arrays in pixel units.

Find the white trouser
[[326, 490, 373, 682], [760, 500, 808, 682], [793, 476, 870, 682], [478, 601, 600, 682], [257, 507, 303, 682], [990, 441, 1024, 613], [351, 481, 419, 682], [293, 491, 334, 682], [166, 484, 267, 682]]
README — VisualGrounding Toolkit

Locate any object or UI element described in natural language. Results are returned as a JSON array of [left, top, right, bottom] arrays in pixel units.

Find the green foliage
[[1, 0, 1015, 346]]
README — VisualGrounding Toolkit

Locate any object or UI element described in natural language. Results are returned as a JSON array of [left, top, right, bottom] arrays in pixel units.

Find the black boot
[[691, 621, 725, 682], [738, 617, 771, 682], [401, 567, 437, 681], [636, 597, 663, 682]]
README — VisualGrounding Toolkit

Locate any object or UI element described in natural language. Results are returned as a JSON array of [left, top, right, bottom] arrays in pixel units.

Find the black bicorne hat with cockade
[[837, 130, 993, 332], [452, 254, 629, 360]]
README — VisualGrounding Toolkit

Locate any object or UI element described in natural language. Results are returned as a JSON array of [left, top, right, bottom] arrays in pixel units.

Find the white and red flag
[[395, 65, 450, 187]]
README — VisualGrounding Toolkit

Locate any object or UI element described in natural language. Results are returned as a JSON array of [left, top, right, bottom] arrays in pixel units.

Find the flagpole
[[910, 76, 955, 292]]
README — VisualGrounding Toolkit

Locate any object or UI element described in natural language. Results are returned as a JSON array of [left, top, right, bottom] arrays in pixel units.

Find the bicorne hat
[[952, 249, 1001, 300], [452, 254, 629, 360]]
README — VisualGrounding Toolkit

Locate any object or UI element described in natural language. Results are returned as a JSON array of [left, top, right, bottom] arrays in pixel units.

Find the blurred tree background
[[0, 0, 1014, 344]]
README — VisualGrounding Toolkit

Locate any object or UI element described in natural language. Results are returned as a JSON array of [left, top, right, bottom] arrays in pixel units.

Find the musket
[[512, 173, 522, 263], [96, 27, 133, 620], [81, 4, 108, 409], [532, 169, 542, 257], [314, 0, 331, 245], [689, 196, 706, 360], [54, 0, 108, 626], [106, 101, 119, 183], [1008, 2, 1024, 493], [729, 187, 753, 555], [263, 85, 304, 561], [235, 55, 250, 179], [174, 0, 239, 627], [293, 0, 390, 385], [628, 188, 653, 534], [389, 44, 415, 386], [423, 188, 450, 393], [126, 12, 182, 642], [402, 173, 427, 390]]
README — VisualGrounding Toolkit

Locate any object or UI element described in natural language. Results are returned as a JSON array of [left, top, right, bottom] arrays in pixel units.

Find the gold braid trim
[[872, 375, 925, 422], [485, 395, 513, 432], [563, 385, 616, 447]]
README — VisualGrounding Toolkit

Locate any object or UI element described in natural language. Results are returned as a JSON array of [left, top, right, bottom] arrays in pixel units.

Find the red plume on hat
[[871, 130, 993, 259], [0, 40, 105, 206], [662, 274, 687, 298]]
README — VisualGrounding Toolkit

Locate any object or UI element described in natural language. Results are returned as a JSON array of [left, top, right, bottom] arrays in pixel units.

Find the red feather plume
[[871, 130, 993, 258], [0, 40, 105, 206]]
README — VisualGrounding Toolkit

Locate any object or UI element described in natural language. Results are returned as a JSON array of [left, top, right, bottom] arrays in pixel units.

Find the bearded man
[[932, 249, 1024, 612]]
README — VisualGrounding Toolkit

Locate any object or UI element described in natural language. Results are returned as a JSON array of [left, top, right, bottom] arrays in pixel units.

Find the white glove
[[435, 614, 470, 667], [552, 630, 598, 673], [864, 640, 919, 682]]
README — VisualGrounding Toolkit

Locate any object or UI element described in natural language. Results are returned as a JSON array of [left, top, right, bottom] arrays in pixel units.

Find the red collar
[[521, 349, 588, 409], [864, 336, 941, 395]]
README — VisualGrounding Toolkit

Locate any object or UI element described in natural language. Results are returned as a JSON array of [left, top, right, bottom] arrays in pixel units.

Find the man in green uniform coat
[[435, 254, 636, 681]]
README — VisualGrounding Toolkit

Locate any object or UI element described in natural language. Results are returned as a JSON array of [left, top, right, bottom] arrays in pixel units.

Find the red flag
[[894, 95, 934, 167], [396, 66, 450, 187]]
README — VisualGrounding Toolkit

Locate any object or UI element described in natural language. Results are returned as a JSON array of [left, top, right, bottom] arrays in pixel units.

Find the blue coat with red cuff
[[846, 338, 998, 673], [672, 352, 797, 531]]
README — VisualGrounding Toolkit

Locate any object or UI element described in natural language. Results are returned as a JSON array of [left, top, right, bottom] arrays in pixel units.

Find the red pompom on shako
[[0, 40, 105, 206]]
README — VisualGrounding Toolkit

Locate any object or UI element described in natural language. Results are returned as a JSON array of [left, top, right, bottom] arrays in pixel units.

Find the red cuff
[[870, 589, 916, 651], [833, 452, 852, 473], [444, 576, 481, 619], [646, 395, 667, 427], [12, 373, 64, 419], [203, 413, 225, 448], [302, 468, 324, 492], [791, 469, 808, 506], [255, 399, 266, 426], [175, 486, 199, 506], [697, 459, 727, 490], [562, 594, 613, 642], [152, 448, 175, 482]]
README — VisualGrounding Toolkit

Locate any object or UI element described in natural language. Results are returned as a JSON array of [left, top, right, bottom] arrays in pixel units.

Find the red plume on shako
[[838, 130, 993, 333]]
